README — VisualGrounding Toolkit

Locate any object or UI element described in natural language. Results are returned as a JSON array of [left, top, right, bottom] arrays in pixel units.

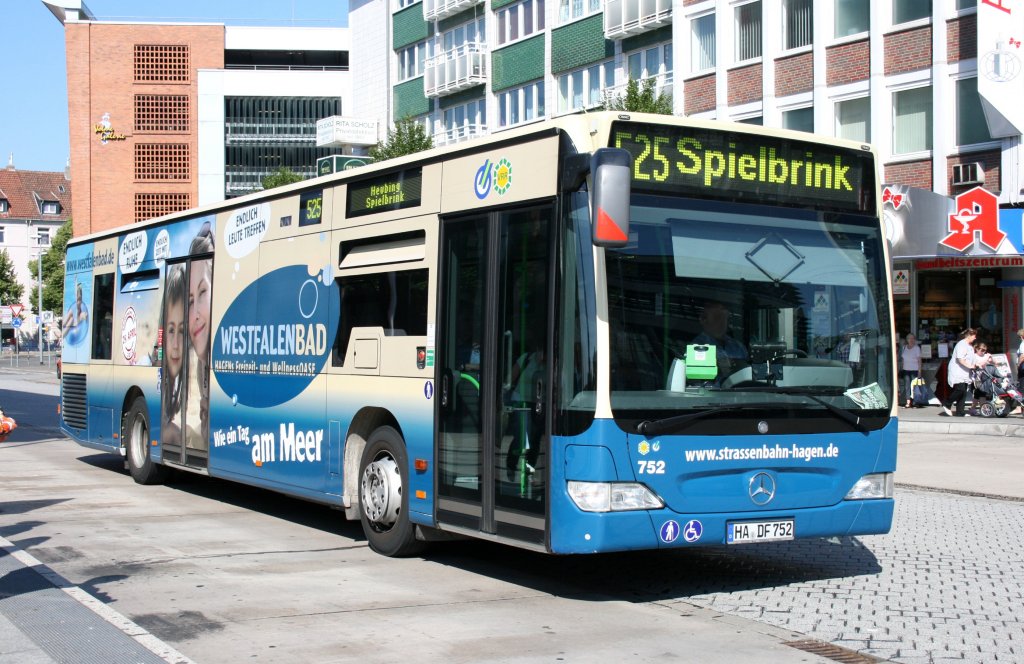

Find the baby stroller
[[972, 363, 1024, 418]]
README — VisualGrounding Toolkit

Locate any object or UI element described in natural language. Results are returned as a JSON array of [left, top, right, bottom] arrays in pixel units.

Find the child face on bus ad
[[165, 297, 184, 379], [189, 262, 211, 358]]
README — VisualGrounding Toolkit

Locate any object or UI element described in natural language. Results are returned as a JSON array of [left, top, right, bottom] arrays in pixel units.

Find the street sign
[[11, 318, 22, 329], [10, 303, 24, 317], [0, 306, 10, 324], [42, 311, 54, 324]]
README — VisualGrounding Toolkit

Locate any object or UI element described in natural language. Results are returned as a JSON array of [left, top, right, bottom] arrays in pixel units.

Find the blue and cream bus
[[59, 112, 896, 556]]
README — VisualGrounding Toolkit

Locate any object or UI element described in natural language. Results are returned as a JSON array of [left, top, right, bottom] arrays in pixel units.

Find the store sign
[[893, 268, 910, 295], [888, 184, 1024, 259], [915, 256, 1024, 270]]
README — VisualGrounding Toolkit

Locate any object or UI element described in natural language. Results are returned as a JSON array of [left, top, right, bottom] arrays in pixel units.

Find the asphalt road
[[2, 368, 1021, 663]]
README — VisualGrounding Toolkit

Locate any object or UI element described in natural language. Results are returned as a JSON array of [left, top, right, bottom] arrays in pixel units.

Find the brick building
[[45, 0, 351, 237], [0, 157, 71, 342]]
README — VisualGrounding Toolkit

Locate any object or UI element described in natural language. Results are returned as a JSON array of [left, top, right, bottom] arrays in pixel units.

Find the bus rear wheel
[[358, 426, 424, 557], [124, 396, 165, 485]]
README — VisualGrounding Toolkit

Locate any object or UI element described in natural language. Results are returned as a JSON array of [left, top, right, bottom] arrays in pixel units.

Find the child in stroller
[[972, 358, 1024, 417]]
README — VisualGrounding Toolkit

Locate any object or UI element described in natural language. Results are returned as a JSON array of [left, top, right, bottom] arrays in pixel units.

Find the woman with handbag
[[900, 333, 922, 408]]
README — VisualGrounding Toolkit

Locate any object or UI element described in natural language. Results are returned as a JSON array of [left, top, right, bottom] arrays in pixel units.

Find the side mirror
[[591, 148, 632, 248]]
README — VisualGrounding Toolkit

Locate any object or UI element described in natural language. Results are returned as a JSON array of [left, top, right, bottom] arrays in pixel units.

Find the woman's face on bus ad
[[189, 263, 211, 357], [165, 298, 184, 378]]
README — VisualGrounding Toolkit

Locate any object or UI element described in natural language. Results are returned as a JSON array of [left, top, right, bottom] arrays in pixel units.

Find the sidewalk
[[897, 402, 1024, 437]]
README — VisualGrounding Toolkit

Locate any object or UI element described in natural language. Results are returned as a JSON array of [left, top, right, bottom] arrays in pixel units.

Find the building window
[[836, 96, 871, 142], [558, 0, 600, 24], [497, 80, 545, 128], [893, 86, 932, 155], [782, 106, 814, 133], [784, 0, 812, 50], [956, 77, 993, 146], [438, 17, 485, 53], [557, 61, 613, 113], [0, 227, 5, 242], [737, 115, 764, 125], [135, 144, 190, 181], [134, 193, 190, 223], [0, 199, 7, 213], [134, 95, 190, 133], [496, 0, 545, 46], [955, 0, 973, 9], [735, 1, 762, 62], [41, 201, 60, 215], [691, 13, 716, 72], [439, 99, 486, 143], [37, 228, 51, 246], [626, 43, 672, 83], [835, 0, 869, 38], [395, 0, 419, 8], [893, 0, 930, 25], [134, 44, 189, 83], [397, 41, 428, 81]]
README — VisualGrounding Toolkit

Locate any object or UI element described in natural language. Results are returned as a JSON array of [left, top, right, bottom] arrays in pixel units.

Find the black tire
[[124, 396, 165, 485], [995, 398, 1013, 418], [358, 426, 424, 557]]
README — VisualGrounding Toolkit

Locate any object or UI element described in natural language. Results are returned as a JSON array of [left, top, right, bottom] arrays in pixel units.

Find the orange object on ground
[[0, 414, 17, 442]]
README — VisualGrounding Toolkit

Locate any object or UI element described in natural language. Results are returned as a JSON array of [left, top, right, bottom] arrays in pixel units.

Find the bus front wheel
[[358, 426, 424, 557], [124, 397, 165, 485]]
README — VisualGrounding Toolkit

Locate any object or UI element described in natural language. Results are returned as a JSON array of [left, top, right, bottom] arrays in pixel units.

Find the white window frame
[[495, 0, 545, 47], [397, 41, 428, 82], [0, 226, 5, 243], [891, 84, 933, 158], [783, 0, 813, 52], [394, 0, 420, 10], [734, 0, 763, 63], [442, 99, 487, 134], [834, 0, 869, 40], [691, 12, 716, 74], [557, 60, 614, 114], [0, 199, 7, 213], [41, 201, 59, 215], [558, 0, 600, 25], [835, 94, 872, 143], [781, 105, 814, 133], [37, 227, 51, 246], [438, 17, 485, 53], [497, 80, 545, 129]]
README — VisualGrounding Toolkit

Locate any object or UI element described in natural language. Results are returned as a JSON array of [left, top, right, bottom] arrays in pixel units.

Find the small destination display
[[347, 168, 422, 218], [299, 189, 324, 227], [610, 122, 875, 214]]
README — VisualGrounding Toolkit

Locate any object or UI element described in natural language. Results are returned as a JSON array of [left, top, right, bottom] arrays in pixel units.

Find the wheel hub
[[361, 454, 402, 529], [129, 414, 146, 468]]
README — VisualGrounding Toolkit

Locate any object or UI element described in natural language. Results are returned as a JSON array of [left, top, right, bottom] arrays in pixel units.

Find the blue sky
[[0, 0, 347, 174]]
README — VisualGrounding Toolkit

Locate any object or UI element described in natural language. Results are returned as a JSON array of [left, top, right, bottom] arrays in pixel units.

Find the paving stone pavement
[[670, 488, 1024, 663]]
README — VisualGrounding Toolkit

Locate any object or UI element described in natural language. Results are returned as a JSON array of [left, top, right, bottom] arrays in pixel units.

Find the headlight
[[844, 473, 894, 500], [567, 481, 664, 512]]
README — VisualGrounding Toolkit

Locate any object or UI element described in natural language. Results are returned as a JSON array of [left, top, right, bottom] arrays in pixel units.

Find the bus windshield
[[604, 195, 893, 426]]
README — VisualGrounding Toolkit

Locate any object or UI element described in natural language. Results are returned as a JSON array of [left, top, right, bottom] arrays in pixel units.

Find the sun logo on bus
[[494, 158, 512, 195]]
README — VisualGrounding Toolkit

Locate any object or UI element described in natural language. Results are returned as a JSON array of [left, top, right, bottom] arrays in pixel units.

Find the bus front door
[[437, 206, 551, 547]]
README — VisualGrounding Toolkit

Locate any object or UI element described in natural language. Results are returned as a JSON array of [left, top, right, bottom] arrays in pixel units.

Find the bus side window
[[91, 273, 115, 361], [332, 268, 429, 366]]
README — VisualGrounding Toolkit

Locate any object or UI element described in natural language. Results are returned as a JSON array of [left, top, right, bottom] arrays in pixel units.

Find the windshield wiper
[[727, 386, 868, 433], [637, 402, 779, 437]]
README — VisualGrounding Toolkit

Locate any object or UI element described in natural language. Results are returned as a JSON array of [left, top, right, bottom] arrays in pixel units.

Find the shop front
[[884, 185, 1024, 387]]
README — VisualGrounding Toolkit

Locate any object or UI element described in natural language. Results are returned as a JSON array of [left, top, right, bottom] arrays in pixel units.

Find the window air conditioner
[[952, 162, 984, 186]]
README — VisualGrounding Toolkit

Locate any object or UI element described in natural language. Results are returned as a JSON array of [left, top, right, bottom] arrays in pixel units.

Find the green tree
[[0, 249, 24, 306], [29, 219, 72, 314], [260, 167, 304, 190], [369, 116, 433, 162], [605, 77, 673, 115]]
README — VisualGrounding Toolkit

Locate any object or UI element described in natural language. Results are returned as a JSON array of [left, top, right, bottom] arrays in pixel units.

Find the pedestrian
[[942, 328, 989, 417], [1016, 328, 1024, 384], [970, 340, 990, 414], [899, 333, 922, 408]]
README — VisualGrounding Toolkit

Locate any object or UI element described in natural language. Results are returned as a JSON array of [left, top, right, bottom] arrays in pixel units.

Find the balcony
[[423, 0, 483, 22], [604, 0, 672, 40], [433, 123, 487, 147], [424, 43, 488, 98], [603, 72, 674, 104]]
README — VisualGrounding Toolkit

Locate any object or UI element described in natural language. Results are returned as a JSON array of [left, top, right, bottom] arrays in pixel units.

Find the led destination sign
[[347, 168, 422, 217], [611, 122, 875, 214]]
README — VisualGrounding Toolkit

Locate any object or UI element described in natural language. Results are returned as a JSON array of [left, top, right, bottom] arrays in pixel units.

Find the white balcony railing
[[604, 0, 672, 39], [433, 123, 488, 147], [423, 0, 483, 22], [424, 43, 488, 98], [603, 71, 674, 104]]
